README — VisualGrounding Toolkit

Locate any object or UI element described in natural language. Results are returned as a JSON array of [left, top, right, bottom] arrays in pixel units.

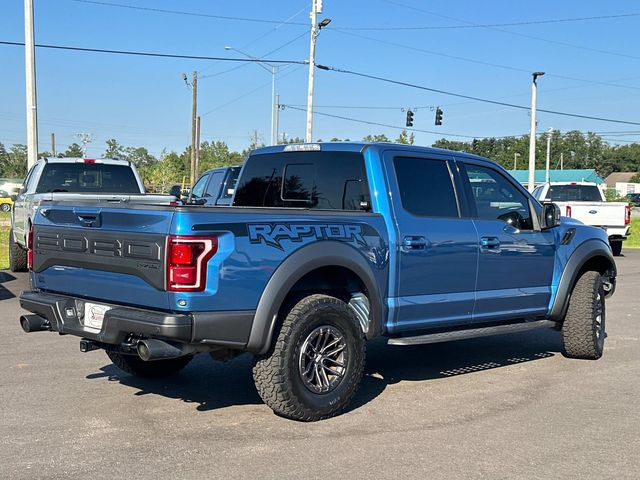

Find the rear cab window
[[35, 163, 140, 194], [233, 151, 371, 211], [545, 184, 602, 202]]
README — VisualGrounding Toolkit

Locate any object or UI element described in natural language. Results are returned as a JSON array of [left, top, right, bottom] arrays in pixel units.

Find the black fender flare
[[246, 241, 385, 354], [548, 239, 616, 321]]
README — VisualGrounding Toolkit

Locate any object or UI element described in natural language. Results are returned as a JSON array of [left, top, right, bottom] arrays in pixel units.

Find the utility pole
[[305, 0, 319, 142], [513, 152, 520, 171], [560, 152, 564, 170], [545, 128, 553, 184], [51, 133, 56, 157], [195, 115, 201, 178], [24, 0, 38, 169], [190, 71, 198, 186], [528, 72, 544, 191], [274, 94, 281, 145]]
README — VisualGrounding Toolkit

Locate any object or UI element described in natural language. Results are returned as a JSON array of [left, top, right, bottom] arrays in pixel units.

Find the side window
[[23, 165, 37, 192], [190, 173, 209, 199], [393, 157, 459, 217], [464, 164, 533, 230], [204, 172, 225, 199], [531, 185, 544, 200]]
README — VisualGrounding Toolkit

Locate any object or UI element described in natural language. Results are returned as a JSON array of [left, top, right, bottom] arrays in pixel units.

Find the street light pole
[[528, 71, 545, 192], [545, 127, 553, 184], [305, 0, 319, 143], [24, 0, 38, 168], [513, 152, 520, 171]]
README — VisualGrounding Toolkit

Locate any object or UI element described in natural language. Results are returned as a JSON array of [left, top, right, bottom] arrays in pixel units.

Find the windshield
[[35, 163, 140, 194], [545, 184, 602, 202]]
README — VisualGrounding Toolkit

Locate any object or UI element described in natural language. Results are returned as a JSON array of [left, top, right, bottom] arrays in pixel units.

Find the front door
[[384, 152, 478, 333], [459, 161, 556, 323]]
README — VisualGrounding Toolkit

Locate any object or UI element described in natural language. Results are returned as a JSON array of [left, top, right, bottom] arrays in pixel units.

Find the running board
[[388, 320, 557, 346]]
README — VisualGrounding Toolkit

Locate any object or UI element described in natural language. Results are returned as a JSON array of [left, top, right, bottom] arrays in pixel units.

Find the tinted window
[[393, 157, 458, 217], [190, 173, 209, 199], [233, 152, 370, 210], [204, 172, 225, 199], [282, 163, 315, 201], [35, 163, 140, 194], [465, 164, 533, 230], [545, 184, 602, 202]]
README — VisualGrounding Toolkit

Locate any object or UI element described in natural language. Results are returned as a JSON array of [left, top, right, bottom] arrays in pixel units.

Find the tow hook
[[79, 338, 101, 353]]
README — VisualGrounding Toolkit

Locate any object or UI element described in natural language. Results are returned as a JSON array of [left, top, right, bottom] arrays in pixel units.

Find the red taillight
[[166, 236, 218, 292], [625, 205, 631, 225], [27, 225, 34, 270], [566, 205, 572, 217], [83, 158, 96, 163]]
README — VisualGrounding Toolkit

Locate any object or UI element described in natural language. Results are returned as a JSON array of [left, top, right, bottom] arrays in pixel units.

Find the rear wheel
[[105, 350, 193, 378], [9, 229, 27, 272], [0, 203, 10, 212], [252, 294, 366, 421], [562, 271, 605, 360], [610, 241, 622, 256]]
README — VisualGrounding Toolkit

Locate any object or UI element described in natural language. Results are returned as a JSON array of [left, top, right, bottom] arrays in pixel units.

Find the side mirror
[[541, 202, 561, 230], [169, 185, 182, 199]]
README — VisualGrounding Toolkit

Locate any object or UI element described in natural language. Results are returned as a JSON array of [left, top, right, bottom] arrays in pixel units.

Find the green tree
[[63, 143, 84, 157], [395, 129, 415, 145], [104, 138, 126, 159], [362, 134, 390, 142], [2, 144, 28, 178], [630, 172, 640, 183]]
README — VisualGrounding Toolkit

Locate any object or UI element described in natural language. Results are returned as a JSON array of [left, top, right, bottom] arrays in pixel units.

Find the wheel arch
[[246, 241, 385, 354], [549, 239, 617, 321]]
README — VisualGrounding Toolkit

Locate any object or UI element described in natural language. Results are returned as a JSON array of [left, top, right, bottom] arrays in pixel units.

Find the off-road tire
[[9, 229, 28, 272], [252, 294, 366, 422], [105, 350, 193, 378], [562, 271, 605, 360], [610, 241, 622, 257]]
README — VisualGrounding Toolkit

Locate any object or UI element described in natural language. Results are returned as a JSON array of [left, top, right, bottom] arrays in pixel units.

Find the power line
[[317, 64, 640, 126], [332, 30, 640, 91], [69, 0, 309, 26], [283, 105, 523, 139], [379, 0, 640, 61], [0, 40, 307, 65], [332, 12, 640, 31]]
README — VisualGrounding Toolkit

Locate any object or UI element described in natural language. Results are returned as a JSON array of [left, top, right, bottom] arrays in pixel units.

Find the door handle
[[480, 236, 500, 249], [402, 236, 427, 252]]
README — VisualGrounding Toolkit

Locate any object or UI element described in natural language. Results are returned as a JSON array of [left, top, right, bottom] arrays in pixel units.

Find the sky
[[1, 0, 640, 157]]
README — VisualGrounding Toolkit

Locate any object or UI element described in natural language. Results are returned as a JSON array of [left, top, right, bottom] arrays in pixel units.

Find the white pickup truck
[[533, 181, 631, 256], [9, 157, 175, 271]]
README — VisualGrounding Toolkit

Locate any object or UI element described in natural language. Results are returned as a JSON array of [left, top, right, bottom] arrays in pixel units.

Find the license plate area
[[82, 302, 112, 332]]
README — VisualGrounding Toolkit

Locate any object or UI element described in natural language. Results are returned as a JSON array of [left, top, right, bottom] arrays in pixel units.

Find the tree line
[[1, 129, 639, 189]]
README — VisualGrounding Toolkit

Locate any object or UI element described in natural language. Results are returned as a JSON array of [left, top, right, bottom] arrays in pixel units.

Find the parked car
[[9, 157, 178, 272], [532, 181, 631, 256], [0, 194, 13, 212], [627, 193, 640, 207], [186, 166, 241, 206], [19, 143, 616, 421]]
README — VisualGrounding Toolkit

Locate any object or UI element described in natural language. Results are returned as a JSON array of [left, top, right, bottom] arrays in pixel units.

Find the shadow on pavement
[[0, 272, 17, 301], [87, 328, 562, 416]]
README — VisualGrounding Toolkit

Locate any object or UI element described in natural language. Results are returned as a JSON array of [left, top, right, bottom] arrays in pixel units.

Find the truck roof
[[36, 157, 132, 166], [251, 142, 494, 164]]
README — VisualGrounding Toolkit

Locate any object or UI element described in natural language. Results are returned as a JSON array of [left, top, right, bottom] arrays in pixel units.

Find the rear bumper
[[19, 290, 255, 349], [605, 225, 631, 240]]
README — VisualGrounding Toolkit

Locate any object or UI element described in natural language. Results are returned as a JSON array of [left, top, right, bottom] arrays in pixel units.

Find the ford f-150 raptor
[[19, 143, 616, 421]]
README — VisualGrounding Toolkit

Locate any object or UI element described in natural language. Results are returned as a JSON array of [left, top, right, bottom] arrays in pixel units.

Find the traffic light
[[405, 110, 414, 127], [435, 107, 443, 126]]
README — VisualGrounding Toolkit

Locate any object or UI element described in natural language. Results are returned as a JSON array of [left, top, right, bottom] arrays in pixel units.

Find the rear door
[[459, 160, 555, 322], [384, 152, 478, 332]]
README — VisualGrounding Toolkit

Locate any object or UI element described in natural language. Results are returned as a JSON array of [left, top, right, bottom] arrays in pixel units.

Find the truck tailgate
[[556, 202, 627, 227], [31, 204, 174, 310]]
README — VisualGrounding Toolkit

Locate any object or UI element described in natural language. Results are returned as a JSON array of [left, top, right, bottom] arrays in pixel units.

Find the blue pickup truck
[[19, 143, 616, 421]]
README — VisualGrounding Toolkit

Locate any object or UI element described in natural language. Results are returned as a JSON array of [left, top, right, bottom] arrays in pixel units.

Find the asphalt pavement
[[1, 251, 639, 479]]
